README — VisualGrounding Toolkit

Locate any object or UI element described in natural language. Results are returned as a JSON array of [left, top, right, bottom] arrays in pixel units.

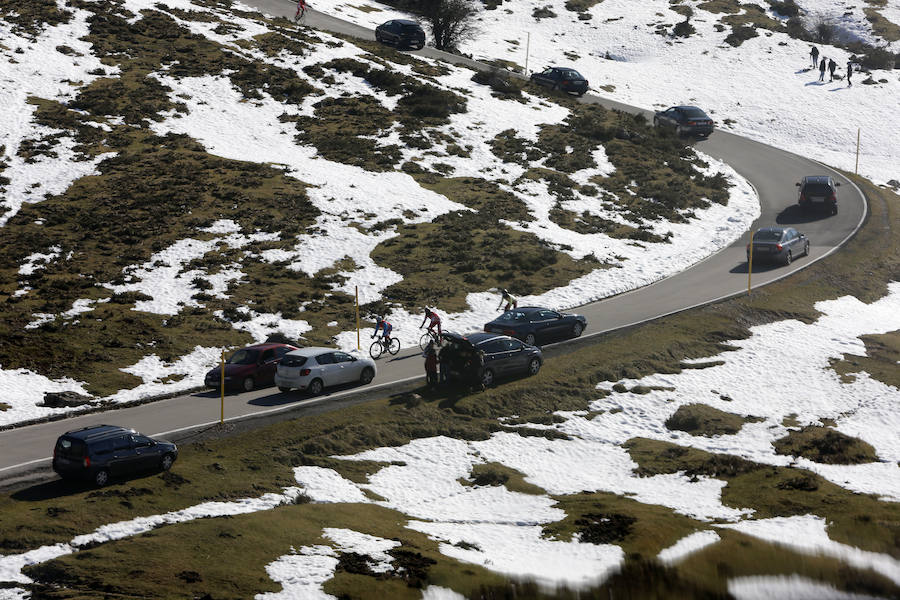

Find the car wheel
[[481, 368, 495, 387], [831, 205, 838, 215], [524, 333, 536, 346], [804, 241, 810, 257], [676, 125, 685, 136], [308, 378, 324, 396], [242, 377, 255, 393], [572, 322, 583, 337], [94, 469, 109, 487], [785, 250, 793, 265], [278, 386, 291, 393], [160, 453, 175, 472], [359, 367, 375, 385], [577, 90, 586, 97], [375, 32, 382, 43], [527, 357, 541, 376]]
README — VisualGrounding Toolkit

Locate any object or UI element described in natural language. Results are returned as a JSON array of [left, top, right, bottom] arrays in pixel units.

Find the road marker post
[[747, 231, 754, 295], [524, 32, 530, 76], [220, 349, 225, 424], [356, 285, 360, 350], [855, 128, 860, 175]]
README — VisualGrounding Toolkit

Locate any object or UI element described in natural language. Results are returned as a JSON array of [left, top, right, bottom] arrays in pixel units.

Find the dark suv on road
[[797, 175, 840, 215], [53, 425, 178, 486], [375, 19, 426, 49]]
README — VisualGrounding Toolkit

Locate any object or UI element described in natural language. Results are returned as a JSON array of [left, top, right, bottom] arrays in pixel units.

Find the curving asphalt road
[[0, 2, 867, 486]]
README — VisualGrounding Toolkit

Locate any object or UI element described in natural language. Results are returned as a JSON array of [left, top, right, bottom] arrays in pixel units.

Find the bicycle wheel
[[369, 340, 384, 360], [419, 332, 433, 352], [388, 337, 400, 355]]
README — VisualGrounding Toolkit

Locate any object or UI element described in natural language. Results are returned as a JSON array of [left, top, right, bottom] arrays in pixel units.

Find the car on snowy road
[[441, 332, 542, 387], [204, 343, 298, 393], [653, 105, 715, 137], [275, 347, 376, 395], [375, 19, 426, 49], [529, 67, 589, 96], [483, 307, 586, 346], [797, 175, 840, 215], [746, 227, 810, 265]]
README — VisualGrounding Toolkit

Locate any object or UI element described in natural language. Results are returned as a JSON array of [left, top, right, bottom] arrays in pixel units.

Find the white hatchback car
[[274, 347, 376, 395]]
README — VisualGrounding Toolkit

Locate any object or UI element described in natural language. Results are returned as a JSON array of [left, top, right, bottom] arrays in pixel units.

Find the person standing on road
[[424, 343, 438, 387], [846, 60, 853, 87], [828, 58, 837, 82], [819, 57, 827, 81], [810, 46, 819, 69]]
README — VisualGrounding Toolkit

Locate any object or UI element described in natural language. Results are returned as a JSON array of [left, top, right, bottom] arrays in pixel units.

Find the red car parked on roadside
[[204, 343, 298, 393]]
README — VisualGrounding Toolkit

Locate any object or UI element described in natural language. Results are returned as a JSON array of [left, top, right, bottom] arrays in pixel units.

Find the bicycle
[[418, 328, 440, 352], [369, 335, 400, 359]]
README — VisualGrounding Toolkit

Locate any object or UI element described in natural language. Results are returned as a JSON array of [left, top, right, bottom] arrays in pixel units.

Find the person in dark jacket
[[846, 60, 853, 87], [467, 349, 485, 392], [819, 57, 827, 81], [828, 58, 837, 82], [810, 46, 819, 69], [424, 343, 438, 387]]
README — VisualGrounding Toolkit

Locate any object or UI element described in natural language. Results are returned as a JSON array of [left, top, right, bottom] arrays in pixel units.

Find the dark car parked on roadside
[[747, 227, 810, 265], [797, 175, 840, 215], [484, 307, 586, 346], [441, 332, 542, 387], [204, 343, 297, 393], [375, 19, 426, 49], [653, 105, 715, 137], [529, 67, 589, 96], [53, 425, 178, 486]]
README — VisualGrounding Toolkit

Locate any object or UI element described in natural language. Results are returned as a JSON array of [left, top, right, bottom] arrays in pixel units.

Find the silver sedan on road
[[275, 347, 376, 395], [746, 227, 810, 265]]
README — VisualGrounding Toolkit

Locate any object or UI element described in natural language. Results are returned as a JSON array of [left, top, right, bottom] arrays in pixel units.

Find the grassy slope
[[4, 175, 898, 598]]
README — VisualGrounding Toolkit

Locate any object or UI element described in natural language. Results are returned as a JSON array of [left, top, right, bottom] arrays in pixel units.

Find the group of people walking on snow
[[810, 46, 854, 87]]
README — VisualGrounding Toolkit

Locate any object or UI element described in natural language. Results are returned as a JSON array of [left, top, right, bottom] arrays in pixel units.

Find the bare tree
[[419, 0, 479, 52]]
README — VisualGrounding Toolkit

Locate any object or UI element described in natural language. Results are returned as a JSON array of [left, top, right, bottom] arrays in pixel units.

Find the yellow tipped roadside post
[[356, 285, 360, 350], [220, 349, 225, 424], [747, 231, 754, 295]]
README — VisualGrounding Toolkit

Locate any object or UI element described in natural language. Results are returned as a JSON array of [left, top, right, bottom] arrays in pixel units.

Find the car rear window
[[802, 183, 832, 196], [497, 311, 526, 322], [55, 438, 86, 458], [682, 107, 708, 118], [562, 70, 583, 79], [753, 230, 783, 241], [227, 349, 259, 365], [280, 355, 308, 367], [401, 24, 421, 32]]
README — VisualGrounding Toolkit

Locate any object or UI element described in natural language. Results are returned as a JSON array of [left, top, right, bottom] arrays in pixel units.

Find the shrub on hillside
[[672, 19, 696, 38], [768, 0, 799, 18], [471, 68, 522, 98], [725, 25, 759, 47]]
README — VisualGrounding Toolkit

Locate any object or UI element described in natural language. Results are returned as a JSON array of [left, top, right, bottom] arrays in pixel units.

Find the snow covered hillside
[[318, 0, 900, 187], [0, 0, 758, 423]]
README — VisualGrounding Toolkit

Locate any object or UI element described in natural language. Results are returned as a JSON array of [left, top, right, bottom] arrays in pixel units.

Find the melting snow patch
[[728, 574, 887, 600], [657, 530, 721, 564]]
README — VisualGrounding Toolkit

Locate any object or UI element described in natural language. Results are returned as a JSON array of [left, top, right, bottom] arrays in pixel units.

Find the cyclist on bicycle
[[498, 288, 518, 312], [295, 0, 308, 20], [420, 307, 442, 338], [371, 315, 392, 344]]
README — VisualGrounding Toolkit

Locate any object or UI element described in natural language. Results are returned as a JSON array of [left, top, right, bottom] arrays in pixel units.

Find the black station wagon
[[375, 19, 426, 49], [53, 424, 178, 486]]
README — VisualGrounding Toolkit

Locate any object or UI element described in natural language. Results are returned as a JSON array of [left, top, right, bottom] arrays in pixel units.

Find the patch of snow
[[322, 528, 399, 573], [657, 530, 721, 564], [728, 574, 886, 600], [718, 515, 900, 586], [256, 546, 339, 600], [293, 466, 372, 503]]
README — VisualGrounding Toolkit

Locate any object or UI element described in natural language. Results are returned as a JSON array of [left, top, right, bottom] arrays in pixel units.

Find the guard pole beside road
[[220, 349, 225, 424]]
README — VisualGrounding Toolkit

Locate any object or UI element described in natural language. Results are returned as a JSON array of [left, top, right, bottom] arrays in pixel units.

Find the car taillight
[[503, 329, 516, 336], [300, 368, 311, 376], [775, 244, 783, 251], [687, 120, 696, 125], [800, 193, 806, 203], [830, 192, 836, 202], [83, 457, 90, 468]]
